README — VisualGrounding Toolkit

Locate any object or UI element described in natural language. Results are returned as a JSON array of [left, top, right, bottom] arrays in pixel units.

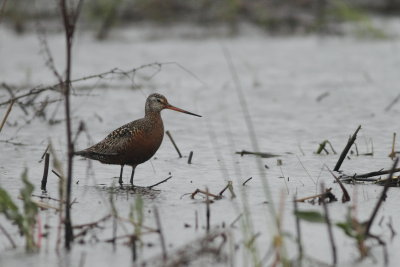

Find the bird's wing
[[89, 120, 143, 155]]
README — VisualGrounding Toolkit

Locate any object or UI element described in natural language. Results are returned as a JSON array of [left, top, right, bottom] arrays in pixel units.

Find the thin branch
[[0, 62, 204, 107], [2, 83, 28, 115], [36, 23, 63, 83], [0, 99, 14, 133]]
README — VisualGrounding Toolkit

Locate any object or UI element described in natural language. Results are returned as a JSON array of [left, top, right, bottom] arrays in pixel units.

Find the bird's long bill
[[166, 104, 202, 117]]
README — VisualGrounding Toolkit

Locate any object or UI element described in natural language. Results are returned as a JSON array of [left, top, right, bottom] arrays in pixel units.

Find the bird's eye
[[157, 99, 162, 103]]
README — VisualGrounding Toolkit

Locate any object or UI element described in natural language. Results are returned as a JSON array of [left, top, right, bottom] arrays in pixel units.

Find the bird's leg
[[130, 166, 136, 186], [119, 165, 124, 187]]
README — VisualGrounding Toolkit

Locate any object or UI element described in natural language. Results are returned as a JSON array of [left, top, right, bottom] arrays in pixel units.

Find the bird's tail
[[74, 149, 117, 162], [74, 150, 88, 157]]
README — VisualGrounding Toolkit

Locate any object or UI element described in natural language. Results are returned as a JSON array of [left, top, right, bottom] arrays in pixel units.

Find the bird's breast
[[125, 119, 164, 164]]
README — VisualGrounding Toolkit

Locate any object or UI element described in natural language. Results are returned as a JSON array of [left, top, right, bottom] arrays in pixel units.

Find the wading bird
[[75, 93, 201, 186]]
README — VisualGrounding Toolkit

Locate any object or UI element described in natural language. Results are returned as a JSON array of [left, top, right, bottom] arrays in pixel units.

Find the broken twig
[[191, 189, 220, 200], [188, 151, 193, 164], [333, 125, 361, 171], [236, 150, 279, 158], [326, 166, 350, 203], [242, 177, 253, 186], [296, 188, 336, 203], [342, 167, 400, 180], [147, 176, 172, 189]]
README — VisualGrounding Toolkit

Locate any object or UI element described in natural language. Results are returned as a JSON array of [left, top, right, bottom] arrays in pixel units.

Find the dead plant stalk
[[59, 0, 84, 250]]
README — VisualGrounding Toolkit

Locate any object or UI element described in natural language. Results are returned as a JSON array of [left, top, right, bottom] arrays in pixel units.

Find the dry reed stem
[[0, 222, 16, 248], [154, 206, 167, 260], [389, 133, 397, 159], [320, 184, 337, 265], [334, 125, 361, 171], [18, 196, 60, 211], [41, 153, 50, 192], [293, 196, 303, 262], [341, 167, 400, 180], [206, 188, 210, 233], [166, 130, 182, 158], [365, 157, 399, 236], [385, 93, 400, 111]]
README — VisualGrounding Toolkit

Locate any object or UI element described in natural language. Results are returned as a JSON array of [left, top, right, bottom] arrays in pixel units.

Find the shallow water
[[1, 23, 400, 266]]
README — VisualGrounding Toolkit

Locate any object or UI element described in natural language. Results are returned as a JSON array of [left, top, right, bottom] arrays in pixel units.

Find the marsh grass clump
[[85, 0, 123, 40], [315, 140, 337, 155], [0, 168, 38, 251], [329, 0, 388, 38], [1, 0, 391, 37]]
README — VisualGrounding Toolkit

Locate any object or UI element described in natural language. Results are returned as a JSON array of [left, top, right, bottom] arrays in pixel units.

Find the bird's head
[[145, 93, 201, 117]]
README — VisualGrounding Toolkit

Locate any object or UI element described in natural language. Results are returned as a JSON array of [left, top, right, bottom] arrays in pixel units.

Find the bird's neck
[[145, 110, 162, 120]]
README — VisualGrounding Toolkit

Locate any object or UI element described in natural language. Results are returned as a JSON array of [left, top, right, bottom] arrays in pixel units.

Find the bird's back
[[76, 115, 164, 166]]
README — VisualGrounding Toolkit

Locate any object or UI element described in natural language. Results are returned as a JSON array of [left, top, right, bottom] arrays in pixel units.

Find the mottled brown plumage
[[75, 93, 201, 186]]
